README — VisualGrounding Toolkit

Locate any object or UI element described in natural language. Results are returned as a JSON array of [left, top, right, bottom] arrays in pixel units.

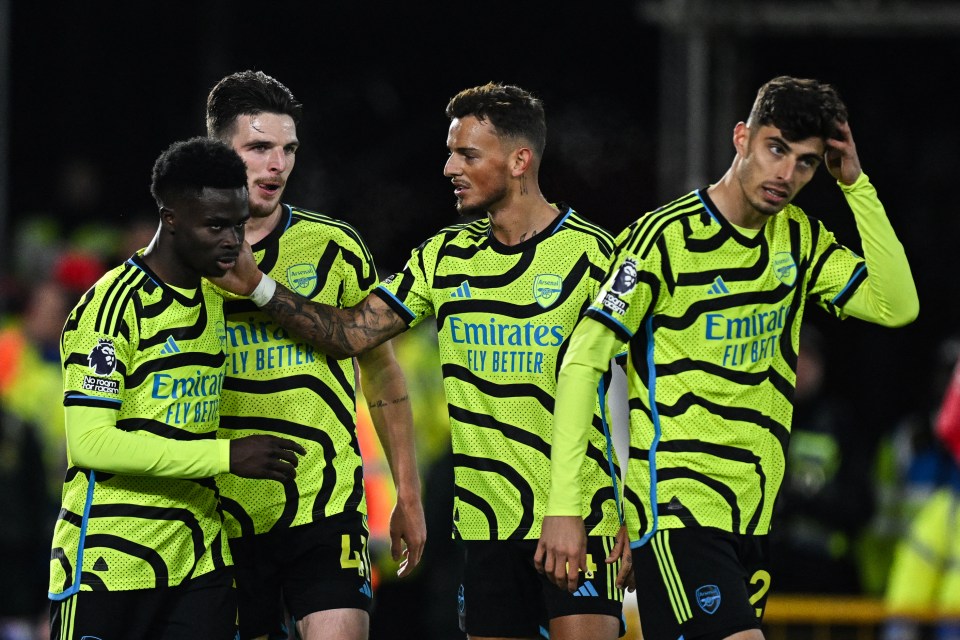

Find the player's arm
[[824, 121, 918, 327], [65, 405, 304, 481], [211, 242, 406, 358], [535, 316, 622, 592], [357, 341, 427, 578], [837, 171, 917, 326]]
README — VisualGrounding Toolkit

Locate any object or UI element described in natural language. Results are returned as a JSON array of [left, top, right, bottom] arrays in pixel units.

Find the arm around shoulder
[[210, 242, 405, 358]]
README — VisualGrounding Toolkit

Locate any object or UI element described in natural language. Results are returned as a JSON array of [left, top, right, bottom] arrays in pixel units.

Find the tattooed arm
[[263, 284, 406, 359], [357, 342, 426, 577], [211, 242, 407, 359]]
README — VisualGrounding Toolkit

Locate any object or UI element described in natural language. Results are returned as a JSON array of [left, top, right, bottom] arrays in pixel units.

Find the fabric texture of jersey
[[587, 188, 866, 543], [50, 253, 230, 596], [216, 205, 378, 538], [375, 205, 623, 540]]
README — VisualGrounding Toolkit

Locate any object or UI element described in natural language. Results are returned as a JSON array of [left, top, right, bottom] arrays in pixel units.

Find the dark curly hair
[[446, 82, 546, 156], [747, 76, 848, 142], [206, 70, 303, 140], [150, 137, 248, 209]]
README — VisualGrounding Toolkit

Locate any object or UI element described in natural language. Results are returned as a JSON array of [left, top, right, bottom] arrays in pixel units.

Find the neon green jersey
[[51, 254, 229, 596], [585, 184, 884, 541], [216, 205, 377, 537], [376, 205, 623, 540], [548, 174, 917, 549]]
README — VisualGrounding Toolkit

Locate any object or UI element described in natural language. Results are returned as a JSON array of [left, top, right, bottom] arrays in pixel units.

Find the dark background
[[6, 0, 958, 437]]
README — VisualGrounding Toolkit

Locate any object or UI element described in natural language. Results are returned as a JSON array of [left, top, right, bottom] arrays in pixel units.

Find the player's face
[[168, 186, 249, 278], [443, 115, 511, 216], [734, 123, 825, 217], [227, 113, 298, 219]]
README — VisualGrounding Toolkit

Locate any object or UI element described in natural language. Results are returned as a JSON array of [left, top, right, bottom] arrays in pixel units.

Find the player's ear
[[733, 122, 749, 157], [159, 206, 176, 233], [511, 147, 533, 177]]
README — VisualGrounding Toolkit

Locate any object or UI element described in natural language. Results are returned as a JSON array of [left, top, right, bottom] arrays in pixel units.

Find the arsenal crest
[[696, 584, 721, 614], [287, 264, 318, 297], [533, 274, 562, 308]]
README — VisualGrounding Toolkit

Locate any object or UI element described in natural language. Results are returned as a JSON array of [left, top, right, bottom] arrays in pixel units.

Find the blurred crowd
[[0, 214, 155, 639], [1, 215, 958, 640]]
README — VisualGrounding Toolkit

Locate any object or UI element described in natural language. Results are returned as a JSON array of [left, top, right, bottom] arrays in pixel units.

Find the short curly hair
[[150, 136, 248, 209], [747, 76, 848, 142]]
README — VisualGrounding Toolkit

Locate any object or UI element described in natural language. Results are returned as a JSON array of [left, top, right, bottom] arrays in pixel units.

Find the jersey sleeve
[[373, 238, 437, 328], [61, 290, 227, 478], [831, 173, 919, 326], [546, 318, 624, 516], [803, 219, 868, 316], [583, 224, 659, 342], [546, 225, 654, 516], [62, 292, 136, 411], [335, 224, 380, 307], [587, 237, 629, 360], [65, 405, 228, 477]]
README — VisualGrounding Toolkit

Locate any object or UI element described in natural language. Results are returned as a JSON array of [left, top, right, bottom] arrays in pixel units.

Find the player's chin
[[205, 259, 236, 277], [456, 200, 486, 218]]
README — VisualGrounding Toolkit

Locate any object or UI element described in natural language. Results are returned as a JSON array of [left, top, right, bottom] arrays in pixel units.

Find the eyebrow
[[203, 213, 246, 224], [242, 137, 300, 149], [768, 135, 823, 162]]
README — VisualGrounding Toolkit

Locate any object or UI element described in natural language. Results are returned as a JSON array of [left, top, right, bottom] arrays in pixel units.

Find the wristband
[[249, 273, 277, 307]]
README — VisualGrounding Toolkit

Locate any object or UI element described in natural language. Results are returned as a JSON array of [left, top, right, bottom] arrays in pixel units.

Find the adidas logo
[[159, 336, 181, 354], [93, 556, 108, 571], [450, 281, 472, 299], [707, 276, 730, 295], [358, 581, 373, 598], [573, 581, 599, 597]]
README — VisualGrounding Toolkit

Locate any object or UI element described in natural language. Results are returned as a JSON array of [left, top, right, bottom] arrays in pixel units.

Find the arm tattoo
[[367, 394, 410, 409], [262, 284, 406, 359]]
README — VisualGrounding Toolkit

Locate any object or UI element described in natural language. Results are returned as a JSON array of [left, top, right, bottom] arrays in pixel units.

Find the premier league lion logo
[[87, 338, 117, 376], [609, 258, 638, 295]]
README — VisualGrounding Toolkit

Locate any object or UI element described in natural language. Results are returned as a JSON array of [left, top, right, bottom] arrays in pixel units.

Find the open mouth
[[763, 185, 789, 202], [257, 182, 282, 196]]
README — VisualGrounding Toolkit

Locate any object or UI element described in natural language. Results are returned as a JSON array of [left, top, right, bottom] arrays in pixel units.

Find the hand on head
[[824, 120, 862, 185]]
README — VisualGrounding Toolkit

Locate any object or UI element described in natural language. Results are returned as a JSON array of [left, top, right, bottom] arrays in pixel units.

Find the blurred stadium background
[[1, 1, 958, 638]]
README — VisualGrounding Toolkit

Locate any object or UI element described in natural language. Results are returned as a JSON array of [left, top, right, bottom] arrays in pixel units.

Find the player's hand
[[824, 119, 862, 186], [607, 525, 636, 592], [229, 435, 306, 482], [534, 515, 587, 592], [209, 242, 262, 296], [390, 491, 427, 578]]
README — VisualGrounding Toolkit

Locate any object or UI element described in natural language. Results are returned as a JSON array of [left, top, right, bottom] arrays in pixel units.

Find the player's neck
[[487, 194, 559, 246], [141, 242, 199, 289], [707, 171, 767, 230], [245, 205, 284, 245]]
